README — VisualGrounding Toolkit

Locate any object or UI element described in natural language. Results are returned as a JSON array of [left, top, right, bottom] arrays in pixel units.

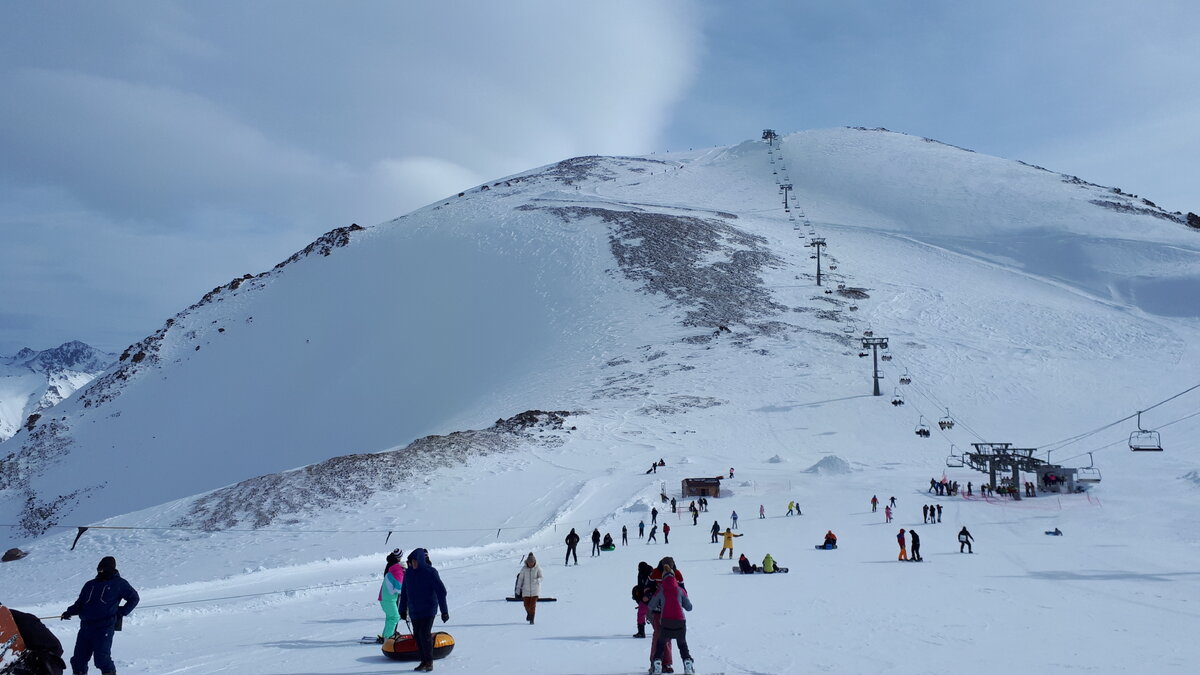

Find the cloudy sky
[[1, 0, 1197, 355]]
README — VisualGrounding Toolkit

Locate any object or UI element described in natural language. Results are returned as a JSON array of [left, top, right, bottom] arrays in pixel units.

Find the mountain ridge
[[2, 127, 1197, 543]]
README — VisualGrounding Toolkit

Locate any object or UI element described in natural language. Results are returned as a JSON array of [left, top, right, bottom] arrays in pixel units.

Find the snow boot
[[634, 623, 646, 638], [683, 659, 696, 674], [652, 659, 664, 674]]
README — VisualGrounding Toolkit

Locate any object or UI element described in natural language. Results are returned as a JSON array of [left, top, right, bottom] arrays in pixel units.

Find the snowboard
[[731, 566, 788, 574], [506, 597, 557, 602], [359, 636, 383, 644], [815, 544, 837, 550]]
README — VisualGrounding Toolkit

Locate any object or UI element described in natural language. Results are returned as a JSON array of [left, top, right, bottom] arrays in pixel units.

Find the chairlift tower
[[809, 237, 826, 286], [861, 336, 889, 396], [762, 129, 778, 146], [780, 183, 793, 211]]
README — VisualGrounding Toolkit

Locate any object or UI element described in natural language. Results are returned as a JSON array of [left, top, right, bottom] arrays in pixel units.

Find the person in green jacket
[[761, 553, 777, 574]]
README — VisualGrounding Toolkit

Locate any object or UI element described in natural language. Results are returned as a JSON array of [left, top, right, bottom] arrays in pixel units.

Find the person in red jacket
[[897, 529, 908, 561], [662, 523, 671, 544]]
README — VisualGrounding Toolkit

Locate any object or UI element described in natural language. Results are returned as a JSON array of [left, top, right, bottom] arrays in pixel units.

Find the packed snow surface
[[2, 128, 1199, 674]]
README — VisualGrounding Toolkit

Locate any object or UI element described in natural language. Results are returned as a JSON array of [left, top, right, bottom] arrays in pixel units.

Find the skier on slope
[[564, 528, 580, 565], [897, 529, 908, 561], [710, 520, 721, 543], [909, 529, 923, 561], [718, 528, 743, 559], [958, 526, 974, 553]]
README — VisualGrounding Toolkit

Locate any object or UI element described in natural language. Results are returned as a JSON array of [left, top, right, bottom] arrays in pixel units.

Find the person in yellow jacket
[[761, 553, 778, 574], [718, 528, 742, 559]]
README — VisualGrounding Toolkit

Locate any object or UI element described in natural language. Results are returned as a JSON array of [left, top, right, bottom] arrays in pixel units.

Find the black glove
[[441, 612, 449, 623], [60, 612, 72, 620], [399, 612, 407, 622]]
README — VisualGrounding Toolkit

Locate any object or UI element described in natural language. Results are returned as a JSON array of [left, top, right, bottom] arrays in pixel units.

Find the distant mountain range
[[0, 340, 114, 442]]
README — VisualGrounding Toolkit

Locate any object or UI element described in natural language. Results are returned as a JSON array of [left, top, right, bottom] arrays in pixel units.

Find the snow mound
[[767, 454, 785, 463], [803, 455, 852, 475]]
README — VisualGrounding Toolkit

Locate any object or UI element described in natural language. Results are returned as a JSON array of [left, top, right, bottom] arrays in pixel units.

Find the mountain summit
[[0, 340, 114, 443], [1, 127, 1197, 540]]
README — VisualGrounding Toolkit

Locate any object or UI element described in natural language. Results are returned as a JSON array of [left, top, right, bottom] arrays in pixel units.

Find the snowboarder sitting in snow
[[761, 553, 781, 574], [821, 530, 837, 549], [602, 533, 615, 549], [737, 553, 755, 574]]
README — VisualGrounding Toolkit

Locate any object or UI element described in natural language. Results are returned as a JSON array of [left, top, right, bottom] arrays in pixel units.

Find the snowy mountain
[[0, 340, 114, 443], [2, 128, 1199, 674]]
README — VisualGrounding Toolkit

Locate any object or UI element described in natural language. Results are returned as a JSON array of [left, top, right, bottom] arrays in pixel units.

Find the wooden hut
[[681, 477, 722, 498]]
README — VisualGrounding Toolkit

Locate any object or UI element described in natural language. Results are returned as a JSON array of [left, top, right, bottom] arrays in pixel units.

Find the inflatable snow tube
[[382, 632, 455, 661]]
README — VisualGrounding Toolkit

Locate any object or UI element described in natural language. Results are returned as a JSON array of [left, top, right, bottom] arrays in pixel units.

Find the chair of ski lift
[[938, 409, 955, 431], [899, 369, 912, 385], [891, 388, 905, 407], [914, 417, 931, 437], [881, 354, 892, 361], [858, 351, 869, 358], [863, 329, 874, 337], [1129, 411, 1163, 451], [829, 265, 838, 270], [946, 446, 964, 468], [849, 305, 859, 311], [824, 289, 833, 294], [1129, 429, 1162, 452], [1077, 452, 1102, 483]]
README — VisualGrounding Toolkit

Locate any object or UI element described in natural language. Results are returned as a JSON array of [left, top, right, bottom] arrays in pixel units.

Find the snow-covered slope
[[0, 341, 113, 442], [2, 127, 1199, 674]]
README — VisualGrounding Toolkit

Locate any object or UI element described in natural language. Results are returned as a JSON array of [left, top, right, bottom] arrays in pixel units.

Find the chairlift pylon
[[1129, 411, 1163, 451]]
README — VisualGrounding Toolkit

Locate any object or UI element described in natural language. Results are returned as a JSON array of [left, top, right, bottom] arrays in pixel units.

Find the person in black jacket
[[591, 529, 602, 557], [909, 529, 923, 561], [564, 528, 580, 565], [1, 603, 66, 675], [61, 556, 139, 675], [398, 549, 448, 672]]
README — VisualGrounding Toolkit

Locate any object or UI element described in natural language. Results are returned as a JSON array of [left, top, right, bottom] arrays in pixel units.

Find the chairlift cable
[[1055, 407, 1200, 464], [1033, 381, 1200, 453]]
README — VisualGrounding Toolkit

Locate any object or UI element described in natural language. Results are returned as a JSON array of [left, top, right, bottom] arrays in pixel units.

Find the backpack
[[958, 533, 969, 543]]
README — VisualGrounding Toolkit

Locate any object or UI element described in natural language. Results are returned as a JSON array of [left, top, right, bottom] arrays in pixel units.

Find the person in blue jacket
[[61, 556, 139, 675], [399, 549, 449, 672]]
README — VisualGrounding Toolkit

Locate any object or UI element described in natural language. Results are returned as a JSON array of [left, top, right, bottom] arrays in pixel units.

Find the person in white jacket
[[514, 552, 544, 624]]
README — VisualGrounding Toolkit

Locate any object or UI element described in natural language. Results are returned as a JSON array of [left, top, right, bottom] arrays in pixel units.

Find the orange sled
[[382, 631, 455, 661]]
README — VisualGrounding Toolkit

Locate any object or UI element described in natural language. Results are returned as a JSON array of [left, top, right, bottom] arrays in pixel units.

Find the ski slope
[[3, 128, 1199, 674]]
